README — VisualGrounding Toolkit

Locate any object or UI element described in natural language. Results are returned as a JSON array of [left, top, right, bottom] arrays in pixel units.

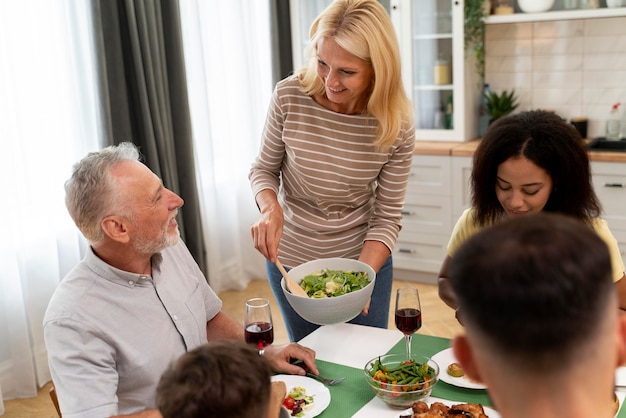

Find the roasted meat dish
[[399, 400, 490, 418]]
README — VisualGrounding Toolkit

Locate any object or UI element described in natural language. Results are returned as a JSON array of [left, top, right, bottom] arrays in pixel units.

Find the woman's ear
[[452, 335, 484, 384], [101, 215, 130, 244]]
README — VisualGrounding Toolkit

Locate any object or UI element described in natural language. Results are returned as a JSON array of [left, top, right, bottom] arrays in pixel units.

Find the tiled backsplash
[[485, 16, 626, 138]]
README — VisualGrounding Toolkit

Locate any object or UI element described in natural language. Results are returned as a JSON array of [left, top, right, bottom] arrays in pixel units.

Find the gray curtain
[[270, 0, 293, 85], [91, 0, 207, 275]]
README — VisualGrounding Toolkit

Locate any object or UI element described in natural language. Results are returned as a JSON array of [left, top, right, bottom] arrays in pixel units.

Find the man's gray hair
[[65, 142, 140, 243]]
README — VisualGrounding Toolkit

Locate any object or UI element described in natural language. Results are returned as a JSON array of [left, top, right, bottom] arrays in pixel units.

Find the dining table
[[296, 323, 626, 418]]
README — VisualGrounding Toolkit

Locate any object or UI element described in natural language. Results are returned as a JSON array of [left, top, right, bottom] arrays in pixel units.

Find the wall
[[484, 16, 626, 138]]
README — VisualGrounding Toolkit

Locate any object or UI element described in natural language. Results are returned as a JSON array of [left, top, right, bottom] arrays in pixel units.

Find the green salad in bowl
[[300, 269, 371, 298], [280, 258, 376, 325]]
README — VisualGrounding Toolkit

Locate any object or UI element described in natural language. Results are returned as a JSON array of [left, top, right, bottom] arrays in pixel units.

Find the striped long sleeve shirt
[[249, 76, 415, 268]]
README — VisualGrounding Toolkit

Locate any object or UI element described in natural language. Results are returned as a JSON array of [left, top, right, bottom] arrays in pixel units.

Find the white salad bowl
[[280, 258, 376, 325]]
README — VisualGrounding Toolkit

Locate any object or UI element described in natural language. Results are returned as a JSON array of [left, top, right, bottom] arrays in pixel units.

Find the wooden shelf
[[485, 7, 626, 24]]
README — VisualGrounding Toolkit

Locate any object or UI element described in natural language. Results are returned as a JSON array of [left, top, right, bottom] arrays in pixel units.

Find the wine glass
[[244, 298, 274, 353], [395, 287, 422, 358]]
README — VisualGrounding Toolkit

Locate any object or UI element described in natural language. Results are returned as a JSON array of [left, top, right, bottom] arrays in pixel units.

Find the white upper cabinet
[[390, 0, 480, 142]]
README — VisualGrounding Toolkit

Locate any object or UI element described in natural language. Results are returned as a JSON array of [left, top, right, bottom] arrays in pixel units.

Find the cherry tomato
[[282, 396, 296, 410]]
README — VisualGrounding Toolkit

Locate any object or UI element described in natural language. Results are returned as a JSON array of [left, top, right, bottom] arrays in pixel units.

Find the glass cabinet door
[[411, 0, 453, 131], [392, 0, 479, 141]]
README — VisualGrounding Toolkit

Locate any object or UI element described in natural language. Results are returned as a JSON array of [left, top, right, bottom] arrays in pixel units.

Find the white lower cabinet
[[591, 161, 626, 260], [394, 155, 456, 283], [451, 156, 473, 223]]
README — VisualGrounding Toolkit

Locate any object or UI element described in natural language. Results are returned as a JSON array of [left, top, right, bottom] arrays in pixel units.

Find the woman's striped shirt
[[249, 76, 415, 268]]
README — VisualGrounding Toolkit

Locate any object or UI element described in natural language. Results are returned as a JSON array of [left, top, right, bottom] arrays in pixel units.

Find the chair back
[[49, 385, 61, 417]]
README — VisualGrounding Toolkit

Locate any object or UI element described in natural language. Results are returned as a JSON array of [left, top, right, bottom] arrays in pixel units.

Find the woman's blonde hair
[[296, 0, 412, 150]]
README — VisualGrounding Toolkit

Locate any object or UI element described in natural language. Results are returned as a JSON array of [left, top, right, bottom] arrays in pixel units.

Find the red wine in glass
[[244, 321, 274, 349], [395, 308, 422, 335], [395, 288, 422, 358], [245, 298, 274, 352]]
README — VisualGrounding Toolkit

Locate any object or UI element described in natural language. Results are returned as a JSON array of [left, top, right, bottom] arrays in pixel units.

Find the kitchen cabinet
[[451, 156, 473, 222], [390, 0, 480, 141], [484, 6, 626, 24], [393, 155, 454, 283], [591, 161, 626, 259]]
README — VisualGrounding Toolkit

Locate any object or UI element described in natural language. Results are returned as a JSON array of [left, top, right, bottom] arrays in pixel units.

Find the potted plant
[[485, 89, 519, 122]]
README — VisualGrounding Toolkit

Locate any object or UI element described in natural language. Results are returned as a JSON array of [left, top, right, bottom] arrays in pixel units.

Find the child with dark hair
[[157, 341, 274, 418]]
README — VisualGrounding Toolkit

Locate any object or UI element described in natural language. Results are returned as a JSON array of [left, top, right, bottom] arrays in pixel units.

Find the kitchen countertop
[[414, 139, 626, 163]]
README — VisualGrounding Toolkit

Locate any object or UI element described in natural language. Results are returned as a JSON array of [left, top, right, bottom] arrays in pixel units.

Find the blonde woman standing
[[250, 0, 415, 342]]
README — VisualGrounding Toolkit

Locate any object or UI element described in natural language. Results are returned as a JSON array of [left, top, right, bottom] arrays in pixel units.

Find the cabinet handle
[[401, 210, 416, 216], [604, 183, 624, 188], [398, 248, 415, 254]]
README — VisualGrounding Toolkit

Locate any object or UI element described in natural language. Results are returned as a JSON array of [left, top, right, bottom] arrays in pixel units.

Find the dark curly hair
[[471, 110, 601, 226]]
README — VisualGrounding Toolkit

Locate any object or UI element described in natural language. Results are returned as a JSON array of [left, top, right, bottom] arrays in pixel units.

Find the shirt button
[[173, 315, 178, 321], [128, 280, 134, 286]]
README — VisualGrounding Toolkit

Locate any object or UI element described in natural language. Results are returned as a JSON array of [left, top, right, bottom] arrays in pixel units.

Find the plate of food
[[271, 374, 331, 417], [395, 396, 500, 418], [431, 347, 487, 390]]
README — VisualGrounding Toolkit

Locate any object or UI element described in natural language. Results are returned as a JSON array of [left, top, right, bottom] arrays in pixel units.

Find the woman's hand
[[357, 241, 391, 315], [251, 190, 284, 262], [263, 343, 318, 376]]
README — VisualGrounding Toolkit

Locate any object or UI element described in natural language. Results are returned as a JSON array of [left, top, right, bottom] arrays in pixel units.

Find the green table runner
[[314, 332, 625, 417], [317, 333, 493, 417], [317, 359, 374, 417]]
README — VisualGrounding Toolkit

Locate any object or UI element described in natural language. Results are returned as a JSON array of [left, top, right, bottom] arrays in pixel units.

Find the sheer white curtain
[[0, 0, 101, 411], [179, 0, 272, 293]]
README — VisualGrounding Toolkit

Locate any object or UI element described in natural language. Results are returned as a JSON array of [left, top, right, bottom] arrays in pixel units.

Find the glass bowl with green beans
[[363, 353, 439, 409]]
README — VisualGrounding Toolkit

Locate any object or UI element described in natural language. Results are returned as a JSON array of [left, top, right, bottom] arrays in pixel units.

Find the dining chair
[[49, 385, 62, 417]]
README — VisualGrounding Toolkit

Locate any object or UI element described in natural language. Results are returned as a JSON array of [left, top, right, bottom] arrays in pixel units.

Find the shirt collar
[[85, 246, 160, 288]]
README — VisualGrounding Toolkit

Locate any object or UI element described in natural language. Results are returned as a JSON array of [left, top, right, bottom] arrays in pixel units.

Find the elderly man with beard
[[44, 142, 317, 418]]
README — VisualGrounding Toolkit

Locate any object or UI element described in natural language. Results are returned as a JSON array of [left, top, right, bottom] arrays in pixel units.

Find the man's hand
[[263, 343, 318, 376]]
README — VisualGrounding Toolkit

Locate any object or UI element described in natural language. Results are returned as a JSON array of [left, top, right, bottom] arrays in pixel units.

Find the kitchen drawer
[[408, 155, 452, 196], [393, 231, 448, 274], [402, 193, 452, 234], [591, 162, 626, 230]]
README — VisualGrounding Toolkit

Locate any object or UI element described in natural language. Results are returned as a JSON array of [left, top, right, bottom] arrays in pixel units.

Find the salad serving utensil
[[275, 259, 309, 298]]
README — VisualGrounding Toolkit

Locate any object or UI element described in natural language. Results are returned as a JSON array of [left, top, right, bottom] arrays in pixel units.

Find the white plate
[[271, 374, 331, 417], [395, 396, 500, 418], [616, 366, 626, 387], [431, 347, 487, 390]]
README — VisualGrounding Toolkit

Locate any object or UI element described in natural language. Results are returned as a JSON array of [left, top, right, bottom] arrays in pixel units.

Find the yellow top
[[448, 208, 625, 282]]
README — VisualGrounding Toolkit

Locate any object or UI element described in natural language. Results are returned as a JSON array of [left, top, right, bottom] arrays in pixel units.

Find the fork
[[290, 359, 346, 386], [305, 371, 346, 386]]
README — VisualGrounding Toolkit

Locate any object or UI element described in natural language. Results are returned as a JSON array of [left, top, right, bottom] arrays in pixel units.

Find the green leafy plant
[[485, 89, 519, 121], [464, 0, 489, 85]]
